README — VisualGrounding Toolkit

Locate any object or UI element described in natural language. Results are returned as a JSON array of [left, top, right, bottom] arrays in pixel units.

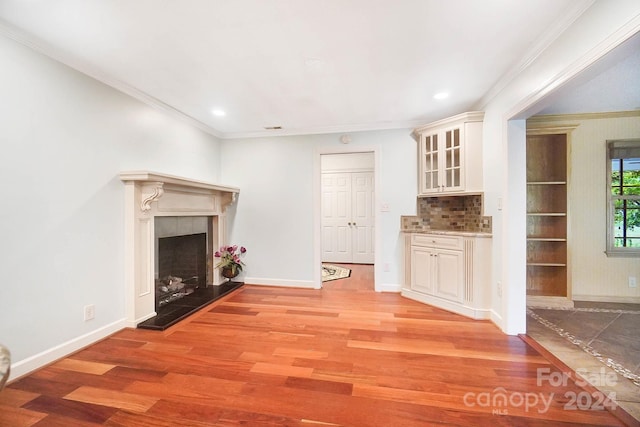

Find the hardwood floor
[[1, 264, 633, 426]]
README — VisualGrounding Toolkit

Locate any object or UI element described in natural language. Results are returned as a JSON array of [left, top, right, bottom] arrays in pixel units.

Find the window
[[607, 139, 640, 256]]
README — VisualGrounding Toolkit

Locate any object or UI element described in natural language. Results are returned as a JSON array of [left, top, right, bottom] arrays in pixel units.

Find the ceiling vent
[[264, 126, 282, 130]]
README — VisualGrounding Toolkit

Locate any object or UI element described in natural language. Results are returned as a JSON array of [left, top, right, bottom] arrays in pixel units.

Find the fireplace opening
[[138, 215, 242, 331], [157, 233, 206, 310]]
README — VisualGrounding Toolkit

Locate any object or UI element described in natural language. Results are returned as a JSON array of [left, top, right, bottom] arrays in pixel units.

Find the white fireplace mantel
[[120, 171, 239, 327]]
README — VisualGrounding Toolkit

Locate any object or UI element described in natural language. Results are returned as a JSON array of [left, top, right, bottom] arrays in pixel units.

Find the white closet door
[[351, 172, 375, 264], [321, 171, 374, 264], [321, 173, 352, 263]]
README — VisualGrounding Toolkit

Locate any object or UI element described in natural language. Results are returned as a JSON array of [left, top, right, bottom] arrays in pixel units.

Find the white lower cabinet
[[403, 232, 491, 319], [411, 246, 463, 301]]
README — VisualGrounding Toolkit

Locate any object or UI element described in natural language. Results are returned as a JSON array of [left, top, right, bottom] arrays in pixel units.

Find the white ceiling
[[0, 0, 636, 138]]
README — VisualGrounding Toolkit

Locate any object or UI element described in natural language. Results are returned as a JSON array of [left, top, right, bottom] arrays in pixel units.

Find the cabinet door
[[442, 126, 463, 192], [420, 132, 440, 193], [410, 247, 434, 294], [434, 249, 463, 302]]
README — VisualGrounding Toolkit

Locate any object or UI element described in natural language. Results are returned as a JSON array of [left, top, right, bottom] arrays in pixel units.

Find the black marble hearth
[[137, 281, 243, 331]]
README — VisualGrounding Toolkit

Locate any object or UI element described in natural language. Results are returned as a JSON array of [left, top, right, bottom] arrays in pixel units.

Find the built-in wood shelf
[[527, 181, 567, 185], [527, 263, 567, 267], [526, 133, 569, 298]]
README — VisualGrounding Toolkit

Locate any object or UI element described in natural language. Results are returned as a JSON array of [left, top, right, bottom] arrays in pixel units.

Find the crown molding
[[413, 111, 485, 134], [529, 110, 640, 123], [0, 19, 224, 139], [0, 20, 426, 140], [219, 119, 423, 139], [508, 14, 640, 120], [475, 0, 596, 110]]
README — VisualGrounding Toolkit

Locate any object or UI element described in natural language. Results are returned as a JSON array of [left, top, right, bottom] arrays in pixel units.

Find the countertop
[[401, 229, 492, 237]]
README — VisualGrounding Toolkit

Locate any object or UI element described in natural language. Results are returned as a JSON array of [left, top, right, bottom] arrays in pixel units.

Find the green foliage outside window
[[611, 160, 640, 248]]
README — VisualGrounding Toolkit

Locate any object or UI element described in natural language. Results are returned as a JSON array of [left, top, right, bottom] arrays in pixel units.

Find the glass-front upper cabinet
[[444, 128, 461, 189], [415, 112, 483, 196], [422, 132, 439, 191]]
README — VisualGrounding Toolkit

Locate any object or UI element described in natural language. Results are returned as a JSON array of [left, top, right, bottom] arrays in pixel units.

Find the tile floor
[[526, 301, 640, 423]]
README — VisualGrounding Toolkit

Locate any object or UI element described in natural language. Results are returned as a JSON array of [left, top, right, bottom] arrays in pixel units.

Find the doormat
[[322, 264, 351, 282]]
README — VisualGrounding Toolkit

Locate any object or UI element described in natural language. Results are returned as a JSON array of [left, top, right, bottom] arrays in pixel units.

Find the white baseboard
[[9, 318, 127, 381], [401, 289, 492, 320], [376, 283, 401, 292], [127, 311, 157, 329], [245, 278, 402, 293], [489, 309, 503, 330], [572, 294, 640, 304], [245, 277, 318, 289]]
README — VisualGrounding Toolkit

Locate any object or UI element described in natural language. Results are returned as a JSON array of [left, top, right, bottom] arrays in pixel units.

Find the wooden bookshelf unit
[[526, 134, 568, 297]]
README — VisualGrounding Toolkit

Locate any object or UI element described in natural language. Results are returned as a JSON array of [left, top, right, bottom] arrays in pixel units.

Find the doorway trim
[[500, 22, 640, 334], [313, 145, 381, 290]]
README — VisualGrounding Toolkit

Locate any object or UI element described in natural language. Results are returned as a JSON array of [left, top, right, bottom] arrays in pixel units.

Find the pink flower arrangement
[[214, 245, 247, 276]]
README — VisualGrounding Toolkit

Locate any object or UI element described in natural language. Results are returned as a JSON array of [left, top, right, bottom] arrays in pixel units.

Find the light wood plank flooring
[[1, 264, 633, 426]]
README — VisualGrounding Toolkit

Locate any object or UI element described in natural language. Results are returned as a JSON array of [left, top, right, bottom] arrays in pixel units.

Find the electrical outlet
[[497, 282, 502, 297], [630, 276, 637, 288], [84, 304, 95, 321], [383, 263, 390, 272]]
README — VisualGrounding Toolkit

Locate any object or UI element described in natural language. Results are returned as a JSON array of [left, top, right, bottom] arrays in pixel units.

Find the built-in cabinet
[[415, 111, 484, 195], [409, 234, 463, 300], [526, 132, 570, 302], [402, 111, 491, 318], [402, 232, 492, 319]]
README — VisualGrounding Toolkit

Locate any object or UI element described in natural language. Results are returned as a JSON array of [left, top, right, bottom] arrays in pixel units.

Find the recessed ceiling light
[[211, 109, 226, 117], [304, 58, 325, 69], [433, 92, 449, 100]]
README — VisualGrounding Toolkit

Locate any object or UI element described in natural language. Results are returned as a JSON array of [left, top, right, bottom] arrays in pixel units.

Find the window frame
[[606, 138, 640, 257]]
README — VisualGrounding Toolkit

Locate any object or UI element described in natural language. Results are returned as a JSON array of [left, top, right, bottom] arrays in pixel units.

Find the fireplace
[[157, 232, 206, 309], [120, 171, 239, 327], [155, 215, 212, 310]]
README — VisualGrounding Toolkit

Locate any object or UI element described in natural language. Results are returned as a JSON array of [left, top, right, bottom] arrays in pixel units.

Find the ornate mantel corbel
[[220, 191, 238, 211], [140, 182, 164, 213]]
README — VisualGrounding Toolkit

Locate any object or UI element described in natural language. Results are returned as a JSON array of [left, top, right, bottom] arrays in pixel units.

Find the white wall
[[481, 0, 640, 334], [220, 130, 416, 289], [0, 34, 222, 379], [321, 152, 375, 171], [564, 114, 640, 301]]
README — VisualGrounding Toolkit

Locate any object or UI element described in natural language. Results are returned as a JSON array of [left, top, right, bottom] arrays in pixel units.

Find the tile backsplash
[[401, 194, 492, 233]]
